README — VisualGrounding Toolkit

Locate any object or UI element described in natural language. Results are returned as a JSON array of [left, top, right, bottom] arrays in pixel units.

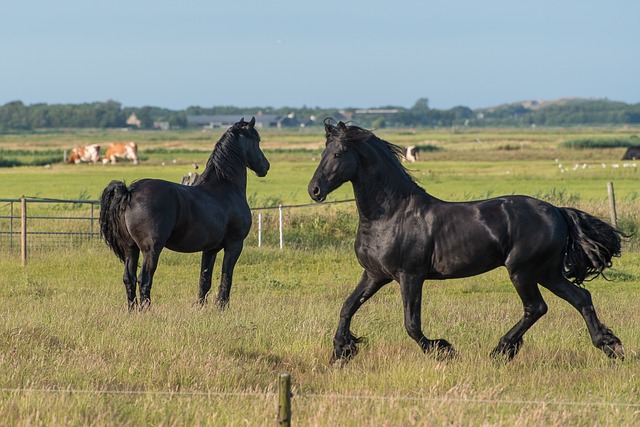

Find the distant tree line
[[1, 97, 639, 132]]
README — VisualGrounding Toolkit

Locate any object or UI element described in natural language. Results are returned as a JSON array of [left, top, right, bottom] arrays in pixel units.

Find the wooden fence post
[[278, 372, 292, 427], [607, 182, 618, 228], [21, 195, 27, 267]]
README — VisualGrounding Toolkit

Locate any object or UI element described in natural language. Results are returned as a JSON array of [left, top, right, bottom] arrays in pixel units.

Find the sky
[[1, 0, 639, 110]]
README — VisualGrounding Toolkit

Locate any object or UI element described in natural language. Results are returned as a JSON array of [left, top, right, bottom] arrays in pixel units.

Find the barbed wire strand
[[1, 387, 639, 409], [2, 196, 356, 211]]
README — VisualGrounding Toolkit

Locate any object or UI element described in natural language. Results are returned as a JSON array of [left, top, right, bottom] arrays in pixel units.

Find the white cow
[[67, 144, 100, 164]]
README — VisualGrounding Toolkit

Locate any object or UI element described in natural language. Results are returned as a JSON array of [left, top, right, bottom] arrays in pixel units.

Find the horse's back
[[125, 179, 251, 252], [357, 194, 568, 280], [432, 195, 567, 277]]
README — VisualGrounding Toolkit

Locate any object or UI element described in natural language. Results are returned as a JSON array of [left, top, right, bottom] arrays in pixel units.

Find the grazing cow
[[102, 142, 139, 165], [403, 145, 419, 162], [622, 146, 640, 160], [67, 144, 100, 164]]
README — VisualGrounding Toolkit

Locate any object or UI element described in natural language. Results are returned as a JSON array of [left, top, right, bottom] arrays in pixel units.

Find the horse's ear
[[234, 117, 246, 129], [249, 116, 256, 129], [324, 122, 333, 134], [338, 121, 347, 131]]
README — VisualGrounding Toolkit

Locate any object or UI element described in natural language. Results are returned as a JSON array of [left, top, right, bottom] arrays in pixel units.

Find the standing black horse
[[308, 119, 625, 364], [100, 117, 269, 310]]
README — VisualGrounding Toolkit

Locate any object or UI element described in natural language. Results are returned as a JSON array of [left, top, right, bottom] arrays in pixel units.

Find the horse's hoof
[[192, 298, 207, 309], [435, 345, 459, 361], [329, 355, 349, 369], [490, 338, 523, 362], [603, 343, 625, 360], [139, 298, 151, 311], [426, 340, 458, 361], [127, 300, 138, 312], [216, 299, 229, 310]]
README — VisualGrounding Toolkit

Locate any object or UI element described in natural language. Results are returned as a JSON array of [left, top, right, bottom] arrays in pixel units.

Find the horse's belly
[[165, 223, 226, 252], [428, 260, 502, 280], [428, 242, 505, 279]]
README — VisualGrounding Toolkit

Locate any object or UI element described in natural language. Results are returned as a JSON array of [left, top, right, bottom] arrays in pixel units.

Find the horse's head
[[234, 116, 270, 177], [308, 119, 364, 202]]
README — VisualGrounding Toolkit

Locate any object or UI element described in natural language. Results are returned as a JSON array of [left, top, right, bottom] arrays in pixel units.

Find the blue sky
[[1, 0, 638, 110]]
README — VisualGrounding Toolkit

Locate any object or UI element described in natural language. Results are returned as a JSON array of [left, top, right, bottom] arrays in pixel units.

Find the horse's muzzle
[[254, 160, 270, 177], [308, 182, 326, 203]]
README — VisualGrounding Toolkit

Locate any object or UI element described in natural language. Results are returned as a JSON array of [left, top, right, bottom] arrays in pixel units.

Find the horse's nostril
[[312, 186, 320, 196]]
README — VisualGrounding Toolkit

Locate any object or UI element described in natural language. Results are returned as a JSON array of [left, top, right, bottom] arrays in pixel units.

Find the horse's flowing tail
[[99, 180, 132, 263], [560, 207, 622, 285]]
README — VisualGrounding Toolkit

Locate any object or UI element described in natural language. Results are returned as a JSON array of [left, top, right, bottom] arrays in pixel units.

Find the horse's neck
[[352, 164, 426, 220], [198, 160, 248, 192], [196, 136, 247, 193]]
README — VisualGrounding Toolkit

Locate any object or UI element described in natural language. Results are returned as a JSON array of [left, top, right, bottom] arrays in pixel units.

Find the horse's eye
[[334, 152, 341, 158]]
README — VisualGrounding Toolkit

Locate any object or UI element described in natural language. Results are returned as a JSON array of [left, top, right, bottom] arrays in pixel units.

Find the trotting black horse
[[308, 119, 625, 364], [100, 117, 269, 310]]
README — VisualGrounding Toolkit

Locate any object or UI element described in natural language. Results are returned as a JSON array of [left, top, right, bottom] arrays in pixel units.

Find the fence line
[[0, 196, 356, 264], [2, 387, 640, 409]]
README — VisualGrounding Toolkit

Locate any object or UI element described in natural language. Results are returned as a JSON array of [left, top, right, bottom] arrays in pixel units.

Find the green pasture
[[1, 127, 640, 425], [1, 246, 639, 425], [0, 157, 638, 206]]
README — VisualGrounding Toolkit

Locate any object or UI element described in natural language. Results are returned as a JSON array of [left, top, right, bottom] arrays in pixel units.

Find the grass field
[[1, 127, 639, 426]]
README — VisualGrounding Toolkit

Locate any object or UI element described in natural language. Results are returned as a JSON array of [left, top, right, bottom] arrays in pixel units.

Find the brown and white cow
[[102, 142, 139, 165], [67, 144, 100, 164]]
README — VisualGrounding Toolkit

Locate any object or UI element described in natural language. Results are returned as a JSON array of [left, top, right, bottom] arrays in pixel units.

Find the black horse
[[308, 119, 625, 364], [100, 117, 269, 310]]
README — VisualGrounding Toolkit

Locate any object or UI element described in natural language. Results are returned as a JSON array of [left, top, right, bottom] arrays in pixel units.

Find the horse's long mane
[[324, 118, 419, 187], [197, 120, 259, 185]]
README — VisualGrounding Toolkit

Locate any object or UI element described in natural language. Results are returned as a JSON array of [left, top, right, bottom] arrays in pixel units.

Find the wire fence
[[0, 196, 356, 264], [2, 386, 640, 408]]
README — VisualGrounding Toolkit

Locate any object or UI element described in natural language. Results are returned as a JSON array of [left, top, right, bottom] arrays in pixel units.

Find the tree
[[411, 97, 430, 112], [136, 107, 154, 129]]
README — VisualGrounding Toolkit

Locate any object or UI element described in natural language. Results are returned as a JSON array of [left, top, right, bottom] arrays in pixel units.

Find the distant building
[[354, 109, 401, 115], [187, 113, 302, 129], [126, 113, 141, 128]]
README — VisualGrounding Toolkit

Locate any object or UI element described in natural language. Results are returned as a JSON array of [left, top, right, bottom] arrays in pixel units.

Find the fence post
[[258, 213, 262, 247], [278, 372, 291, 427], [607, 182, 618, 228], [90, 202, 95, 239], [279, 205, 283, 250], [9, 201, 14, 250], [21, 196, 27, 267]]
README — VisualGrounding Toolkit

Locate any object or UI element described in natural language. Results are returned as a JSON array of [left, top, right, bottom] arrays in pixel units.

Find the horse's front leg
[[196, 249, 218, 306], [399, 275, 457, 359], [216, 241, 243, 309], [332, 271, 390, 365]]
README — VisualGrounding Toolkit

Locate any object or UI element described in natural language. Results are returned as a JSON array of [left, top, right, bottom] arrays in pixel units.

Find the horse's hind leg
[[332, 271, 390, 365], [540, 274, 624, 360], [491, 272, 548, 360], [123, 246, 140, 311], [138, 244, 163, 309]]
